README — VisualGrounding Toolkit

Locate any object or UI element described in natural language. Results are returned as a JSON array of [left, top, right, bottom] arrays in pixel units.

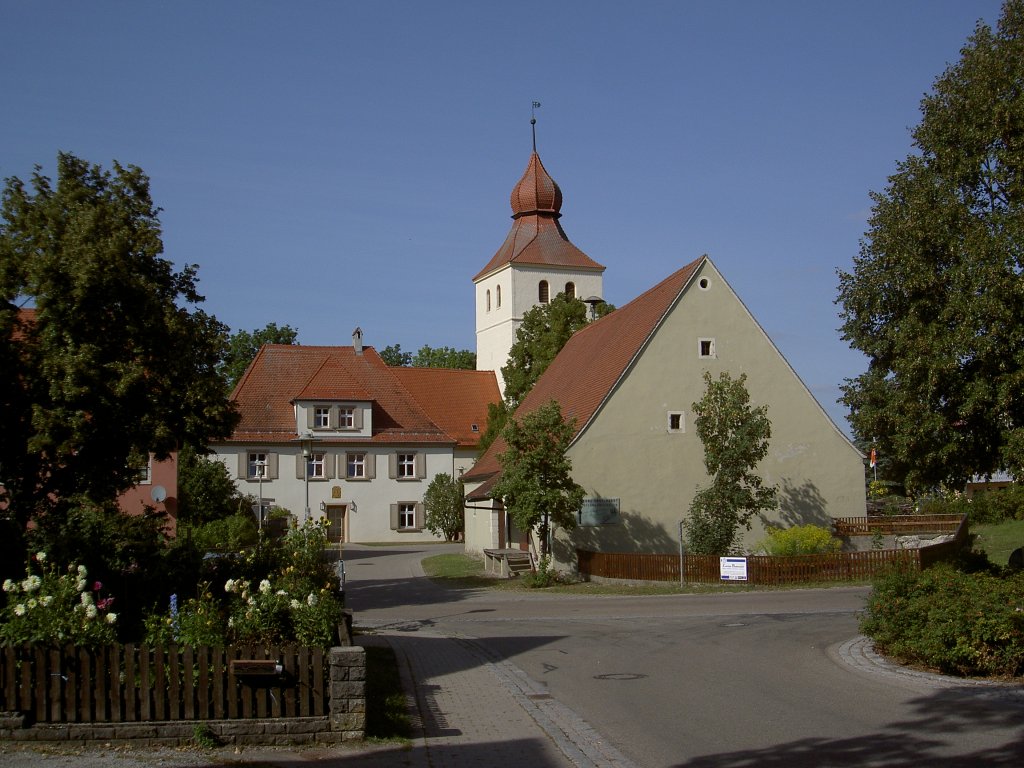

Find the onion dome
[[510, 152, 562, 218]]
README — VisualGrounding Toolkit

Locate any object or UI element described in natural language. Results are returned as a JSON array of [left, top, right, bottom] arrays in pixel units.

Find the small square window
[[347, 453, 365, 479], [398, 453, 416, 479], [698, 338, 716, 358], [248, 452, 268, 479], [668, 412, 685, 432]]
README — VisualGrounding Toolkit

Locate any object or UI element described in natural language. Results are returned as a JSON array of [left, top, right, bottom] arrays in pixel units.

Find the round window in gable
[[699, 277, 711, 290]]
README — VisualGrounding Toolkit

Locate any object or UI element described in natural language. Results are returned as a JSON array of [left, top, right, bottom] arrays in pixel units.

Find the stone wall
[[0, 645, 366, 747]]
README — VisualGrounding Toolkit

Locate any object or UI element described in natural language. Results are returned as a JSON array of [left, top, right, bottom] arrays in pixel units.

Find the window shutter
[[415, 502, 425, 530], [326, 453, 336, 479], [388, 453, 397, 479], [354, 407, 364, 430], [238, 453, 248, 479], [329, 406, 339, 429], [267, 453, 279, 479], [295, 454, 305, 480], [306, 407, 314, 429], [389, 503, 399, 530], [365, 454, 376, 479], [415, 452, 426, 479]]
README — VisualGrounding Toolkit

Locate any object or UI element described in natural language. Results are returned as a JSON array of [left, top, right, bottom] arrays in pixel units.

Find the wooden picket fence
[[0, 643, 326, 724], [577, 514, 969, 585]]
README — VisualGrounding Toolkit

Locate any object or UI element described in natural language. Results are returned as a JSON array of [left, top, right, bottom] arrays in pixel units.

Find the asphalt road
[[346, 543, 1024, 767]]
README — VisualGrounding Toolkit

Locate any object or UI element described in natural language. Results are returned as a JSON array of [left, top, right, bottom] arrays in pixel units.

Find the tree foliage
[[380, 343, 475, 370], [221, 322, 298, 390], [177, 444, 253, 526], [491, 400, 584, 557], [0, 153, 238, 529], [836, 0, 1024, 491], [685, 372, 777, 555], [422, 472, 465, 541], [501, 295, 589, 409]]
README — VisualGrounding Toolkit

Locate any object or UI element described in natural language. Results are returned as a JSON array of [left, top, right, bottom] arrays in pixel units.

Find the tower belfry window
[[486, 289, 491, 312], [539, 280, 549, 304], [496, 285, 501, 308]]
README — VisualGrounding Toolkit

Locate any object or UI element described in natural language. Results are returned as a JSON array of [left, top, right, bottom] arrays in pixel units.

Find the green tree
[[380, 344, 412, 367], [221, 322, 298, 391], [836, 0, 1024, 492], [422, 473, 465, 541], [501, 294, 613, 409], [685, 372, 777, 555], [0, 153, 238, 533], [380, 343, 476, 370], [411, 345, 476, 370], [491, 400, 584, 558], [177, 444, 252, 526], [477, 400, 510, 454]]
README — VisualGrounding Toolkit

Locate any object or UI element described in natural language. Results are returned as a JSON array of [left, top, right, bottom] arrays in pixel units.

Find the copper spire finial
[[531, 101, 541, 152]]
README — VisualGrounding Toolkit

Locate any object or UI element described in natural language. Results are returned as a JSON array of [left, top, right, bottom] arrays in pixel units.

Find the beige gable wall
[[558, 259, 865, 565]]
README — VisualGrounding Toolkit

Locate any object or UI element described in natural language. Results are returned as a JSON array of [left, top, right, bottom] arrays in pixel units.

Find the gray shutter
[[389, 503, 399, 530], [295, 453, 305, 479], [326, 453, 336, 479], [329, 406, 339, 429], [388, 453, 397, 479], [238, 452, 248, 479], [365, 453, 376, 479], [415, 502, 425, 530], [354, 407, 364, 430], [267, 453, 279, 479], [306, 406, 314, 429], [415, 452, 426, 479], [342, 452, 352, 479]]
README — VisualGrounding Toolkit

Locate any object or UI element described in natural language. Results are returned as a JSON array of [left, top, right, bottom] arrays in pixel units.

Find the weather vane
[[531, 101, 541, 151]]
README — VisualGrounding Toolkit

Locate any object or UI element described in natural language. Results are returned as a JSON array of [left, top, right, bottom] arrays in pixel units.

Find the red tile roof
[[473, 152, 605, 282], [390, 367, 500, 449], [464, 257, 705, 491], [224, 344, 499, 448]]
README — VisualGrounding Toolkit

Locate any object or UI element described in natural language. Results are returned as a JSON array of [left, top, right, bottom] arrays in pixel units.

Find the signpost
[[720, 557, 748, 581]]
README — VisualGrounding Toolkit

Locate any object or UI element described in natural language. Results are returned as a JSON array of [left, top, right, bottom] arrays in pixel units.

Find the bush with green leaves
[[1, 552, 117, 648], [758, 524, 841, 556], [861, 563, 1024, 678], [186, 513, 260, 553], [143, 586, 227, 647]]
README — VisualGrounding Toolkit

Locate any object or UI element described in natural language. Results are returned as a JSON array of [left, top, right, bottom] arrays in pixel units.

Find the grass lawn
[[971, 518, 1024, 566], [419, 553, 868, 594]]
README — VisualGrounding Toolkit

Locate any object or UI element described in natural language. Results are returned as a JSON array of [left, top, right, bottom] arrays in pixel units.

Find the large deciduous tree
[[221, 322, 299, 390], [0, 153, 238, 529], [837, 0, 1024, 491], [491, 400, 584, 558], [685, 372, 777, 555]]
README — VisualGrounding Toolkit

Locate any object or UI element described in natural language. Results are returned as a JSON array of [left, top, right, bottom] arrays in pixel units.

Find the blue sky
[[1, 1, 1005, 434]]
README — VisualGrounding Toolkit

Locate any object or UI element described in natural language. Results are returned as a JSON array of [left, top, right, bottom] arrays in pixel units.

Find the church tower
[[474, 140, 605, 394]]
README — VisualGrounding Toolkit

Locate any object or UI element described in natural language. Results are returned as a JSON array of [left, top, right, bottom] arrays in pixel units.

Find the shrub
[[861, 563, 1024, 678], [185, 513, 259, 553], [759, 524, 841, 556], [1, 553, 117, 648]]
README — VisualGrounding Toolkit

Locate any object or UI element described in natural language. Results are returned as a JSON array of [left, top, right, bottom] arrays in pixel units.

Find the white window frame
[[667, 411, 685, 433], [398, 453, 415, 479], [308, 452, 326, 479], [338, 407, 355, 429], [698, 338, 716, 359], [313, 407, 331, 429], [398, 502, 416, 530], [248, 452, 268, 480], [347, 453, 365, 479]]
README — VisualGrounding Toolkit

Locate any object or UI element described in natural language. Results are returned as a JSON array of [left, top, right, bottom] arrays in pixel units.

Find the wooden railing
[[0, 643, 326, 724], [576, 514, 969, 586], [832, 514, 964, 536]]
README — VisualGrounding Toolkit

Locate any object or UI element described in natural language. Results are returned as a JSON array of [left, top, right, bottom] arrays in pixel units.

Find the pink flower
[[93, 581, 103, 592], [97, 597, 115, 610]]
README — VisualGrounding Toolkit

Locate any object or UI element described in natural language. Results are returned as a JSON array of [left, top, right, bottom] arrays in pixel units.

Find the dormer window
[[313, 407, 331, 429], [338, 407, 354, 428]]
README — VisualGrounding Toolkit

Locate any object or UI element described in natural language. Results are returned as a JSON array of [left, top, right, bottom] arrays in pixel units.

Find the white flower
[[247, 596, 256, 606], [41, 596, 53, 607], [105, 613, 117, 624], [289, 599, 301, 610], [85, 605, 98, 619], [76, 578, 87, 592], [80, 591, 94, 606], [2, 579, 15, 593], [21, 575, 41, 593], [259, 579, 271, 594], [77, 564, 87, 577], [276, 589, 287, 596], [27, 598, 37, 609], [227, 617, 234, 627], [35, 551, 47, 562], [14, 604, 26, 617], [306, 593, 317, 607], [224, 578, 236, 593]]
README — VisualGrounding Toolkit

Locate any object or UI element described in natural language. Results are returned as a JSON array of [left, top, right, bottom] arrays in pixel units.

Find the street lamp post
[[255, 459, 266, 531]]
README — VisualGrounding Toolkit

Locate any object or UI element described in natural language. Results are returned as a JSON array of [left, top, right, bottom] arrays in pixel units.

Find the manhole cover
[[593, 673, 647, 681]]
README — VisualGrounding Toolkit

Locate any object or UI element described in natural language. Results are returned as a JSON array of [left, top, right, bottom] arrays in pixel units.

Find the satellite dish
[[150, 485, 167, 503]]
